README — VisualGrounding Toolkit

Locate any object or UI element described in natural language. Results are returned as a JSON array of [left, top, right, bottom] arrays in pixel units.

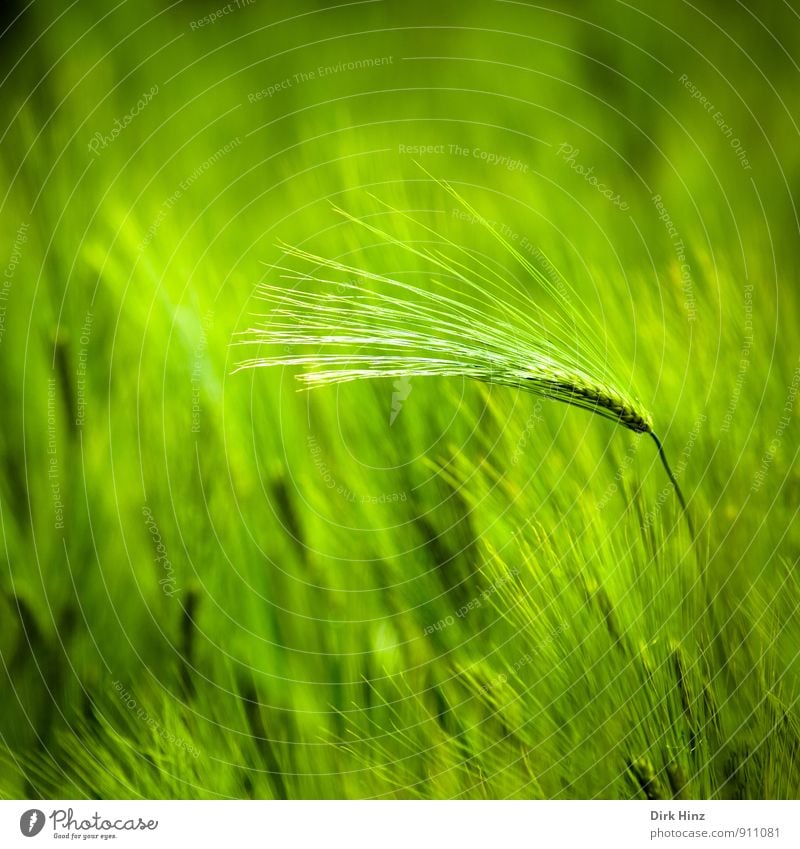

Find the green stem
[[649, 431, 695, 540]]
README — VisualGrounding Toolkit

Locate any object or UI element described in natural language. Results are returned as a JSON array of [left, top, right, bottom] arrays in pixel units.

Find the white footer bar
[[2, 800, 798, 847]]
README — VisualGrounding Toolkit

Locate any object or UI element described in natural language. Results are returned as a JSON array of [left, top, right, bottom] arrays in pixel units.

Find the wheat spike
[[235, 178, 692, 533]]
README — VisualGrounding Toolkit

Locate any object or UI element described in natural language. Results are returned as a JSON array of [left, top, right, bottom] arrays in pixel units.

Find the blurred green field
[[1, 0, 799, 799]]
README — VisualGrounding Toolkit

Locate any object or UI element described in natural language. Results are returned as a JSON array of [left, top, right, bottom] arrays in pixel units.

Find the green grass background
[[0, 0, 799, 798]]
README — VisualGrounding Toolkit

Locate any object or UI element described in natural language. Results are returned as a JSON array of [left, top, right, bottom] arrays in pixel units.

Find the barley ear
[[236, 179, 694, 538]]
